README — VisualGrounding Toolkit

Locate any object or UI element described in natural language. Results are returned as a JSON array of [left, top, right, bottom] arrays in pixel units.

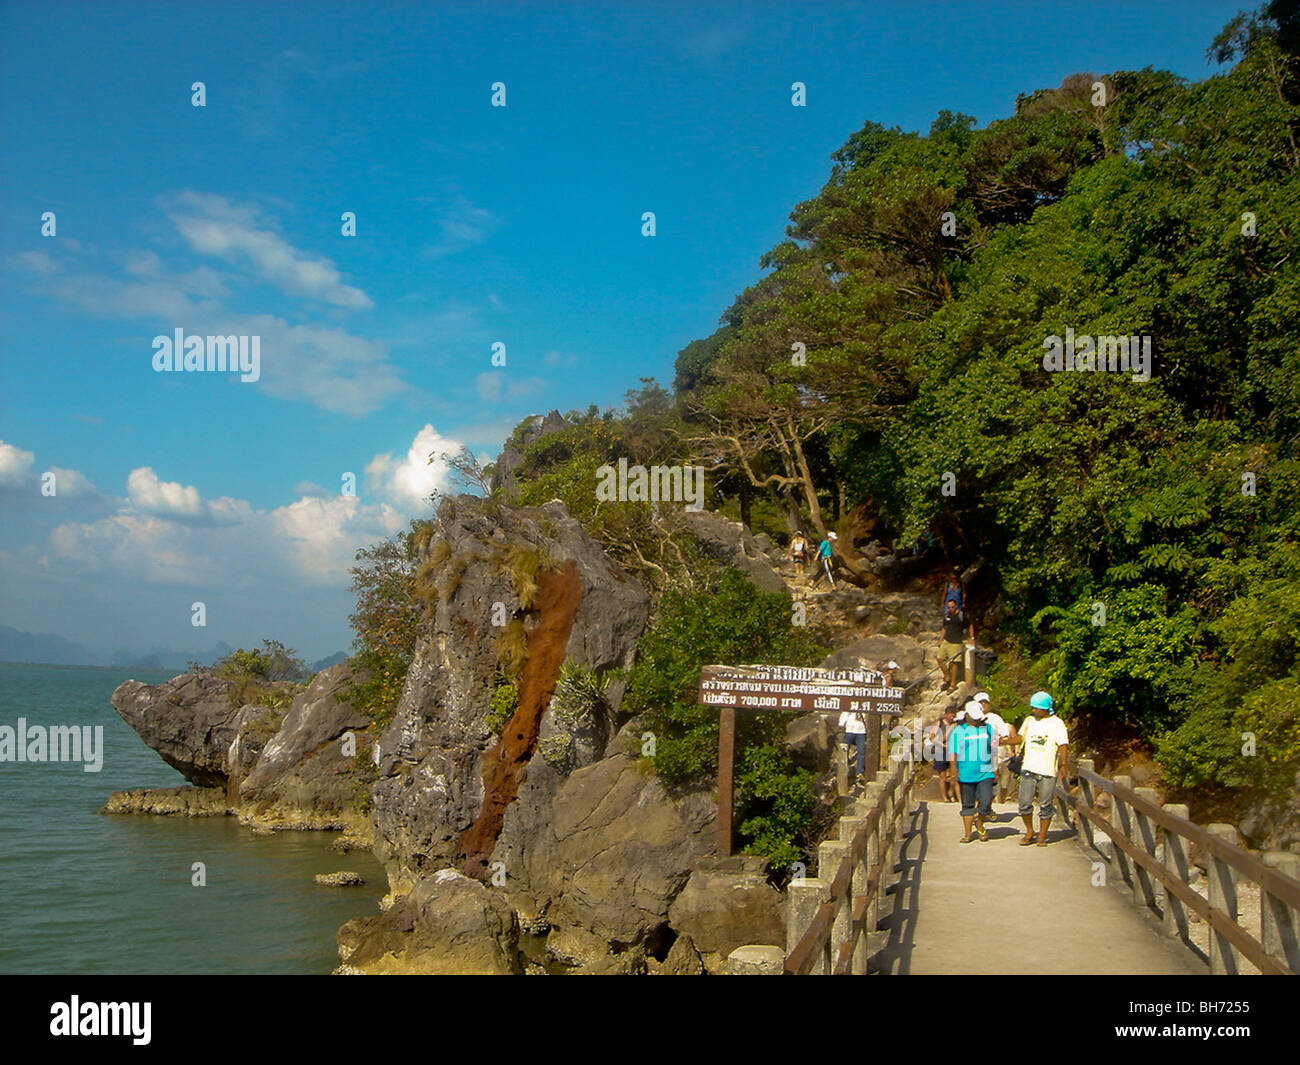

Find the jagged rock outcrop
[[106, 661, 373, 832], [369, 497, 655, 895], [822, 633, 928, 684], [678, 510, 787, 594], [111, 672, 244, 787], [353, 495, 739, 973], [510, 751, 715, 957], [491, 409, 569, 496], [337, 869, 521, 974]]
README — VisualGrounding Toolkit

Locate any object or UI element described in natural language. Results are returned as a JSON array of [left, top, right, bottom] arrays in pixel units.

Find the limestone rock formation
[[239, 664, 372, 819], [490, 409, 569, 497], [107, 661, 373, 832], [678, 510, 787, 594], [368, 497, 653, 894], [337, 869, 521, 974], [110, 672, 244, 787]]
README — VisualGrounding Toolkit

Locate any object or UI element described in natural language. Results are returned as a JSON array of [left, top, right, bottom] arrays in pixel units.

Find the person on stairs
[[950, 700, 996, 842], [1014, 690, 1069, 847], [838, 708, 867, 783], [811, 532, 837, 588], [939, 564, 964, 615], [938, 598, 973, 691], [790, 531, 808, 576]]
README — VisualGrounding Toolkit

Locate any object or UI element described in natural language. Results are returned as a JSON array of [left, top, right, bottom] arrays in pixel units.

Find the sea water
[[0, 662, 383, 974]]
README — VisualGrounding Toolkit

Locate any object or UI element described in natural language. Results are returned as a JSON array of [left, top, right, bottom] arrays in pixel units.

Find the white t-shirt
[[1020, 714, 1068, 776], [983, 711, 1009, 763], [838, 711, 866, 735]]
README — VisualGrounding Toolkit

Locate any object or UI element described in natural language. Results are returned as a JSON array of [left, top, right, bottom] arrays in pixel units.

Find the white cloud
[[12, 250, 59, 276], [0, 441, 36, 486], [365, 424, 463, 511], [164, 191, 372, 309], [127, 467, 203, 518], [46, 467, 98, 498], [476, 372, 548, 404], [0, 441, 99, 499]]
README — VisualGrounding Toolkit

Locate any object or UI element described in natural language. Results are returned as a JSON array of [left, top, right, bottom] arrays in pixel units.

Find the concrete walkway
[[868, 782, 1205, 975]]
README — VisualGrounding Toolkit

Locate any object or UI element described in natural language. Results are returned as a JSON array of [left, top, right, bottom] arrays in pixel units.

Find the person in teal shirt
[[811, 532, 837, 587], [950, 701, 996, 842]]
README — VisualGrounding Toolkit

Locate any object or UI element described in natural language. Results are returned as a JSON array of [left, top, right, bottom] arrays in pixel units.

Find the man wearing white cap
[[948, 699, 996, 842], [974, 692, 1018, 808]]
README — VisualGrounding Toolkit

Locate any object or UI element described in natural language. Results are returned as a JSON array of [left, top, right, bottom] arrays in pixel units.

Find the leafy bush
[[210, 639, 309, 684], [622, 567, 827, 863], [736, 744, 819, 871]]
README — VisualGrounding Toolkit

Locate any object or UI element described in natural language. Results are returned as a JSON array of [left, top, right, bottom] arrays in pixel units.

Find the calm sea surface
[[0, 662, 384, 974]]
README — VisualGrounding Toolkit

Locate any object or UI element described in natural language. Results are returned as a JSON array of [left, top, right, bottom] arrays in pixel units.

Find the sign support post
[[718, 704, 736, 857]]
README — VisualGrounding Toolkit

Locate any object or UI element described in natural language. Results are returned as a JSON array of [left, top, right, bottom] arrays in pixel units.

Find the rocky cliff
[[105, 660, 374, 837], [345, 496, 758, 973]]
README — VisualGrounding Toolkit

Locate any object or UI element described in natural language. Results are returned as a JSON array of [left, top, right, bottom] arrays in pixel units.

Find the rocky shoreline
[[104, 427, 954, 974]]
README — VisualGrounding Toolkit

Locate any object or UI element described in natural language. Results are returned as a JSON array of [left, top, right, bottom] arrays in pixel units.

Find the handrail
[[784, 755, 919, 974], [1059, 758, 1300, 976]]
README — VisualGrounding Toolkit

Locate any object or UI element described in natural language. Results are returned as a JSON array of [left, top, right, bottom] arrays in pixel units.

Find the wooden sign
[[698, 664, 904, 715], [701, 664, 907, 856]]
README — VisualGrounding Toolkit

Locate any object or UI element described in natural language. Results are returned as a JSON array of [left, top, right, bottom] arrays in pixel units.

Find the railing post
[[840, 815, 868, 975], [1131, 787, 1161, 915], [819, 838, 850, 971], [1076, 758, 1097, 851], [787, 876, 829, 975], [886, 764, 905, 872], [1261, 851, 1300, 974], [1161, 803, 1191, 942], [861, 781, 884, 937], [1110, 775, 1135, 890], [836, 741, 850, 797], [1206, 823, 1240, 975]]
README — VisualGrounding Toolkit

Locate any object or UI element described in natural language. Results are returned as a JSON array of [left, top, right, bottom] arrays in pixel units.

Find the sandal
[[959, 835, 974, 844], [1019, 834, 1036, 846], [977, 827, 988, 841], [1036, 837, 1048, 847]]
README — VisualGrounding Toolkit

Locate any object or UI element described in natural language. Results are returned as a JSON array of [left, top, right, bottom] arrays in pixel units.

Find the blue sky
[[0, 0, 1245, 661]]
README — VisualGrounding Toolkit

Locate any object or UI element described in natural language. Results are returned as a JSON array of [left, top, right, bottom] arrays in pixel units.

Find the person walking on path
[[811, 532, 837, 588], [974, 691, 1018, 809], [790, 531, 808, 576], [937, 599, 973, 691], [1014, 690, 1069, 847], [838, 707, 867, 781], [926, 706, 958, 802], [950, 700, 996, 842], [939, 565, 964, 615]]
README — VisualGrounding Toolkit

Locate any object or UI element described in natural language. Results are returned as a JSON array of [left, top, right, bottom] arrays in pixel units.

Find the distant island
[[0, 625, 345, 674]]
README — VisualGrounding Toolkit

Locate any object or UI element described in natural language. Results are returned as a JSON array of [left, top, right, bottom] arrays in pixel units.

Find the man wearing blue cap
[[1015, 691, 1069, 846]]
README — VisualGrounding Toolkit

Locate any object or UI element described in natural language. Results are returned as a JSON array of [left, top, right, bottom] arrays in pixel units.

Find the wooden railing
[[784, 756, 920, 974], [1059, 758, 1300, 975]]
